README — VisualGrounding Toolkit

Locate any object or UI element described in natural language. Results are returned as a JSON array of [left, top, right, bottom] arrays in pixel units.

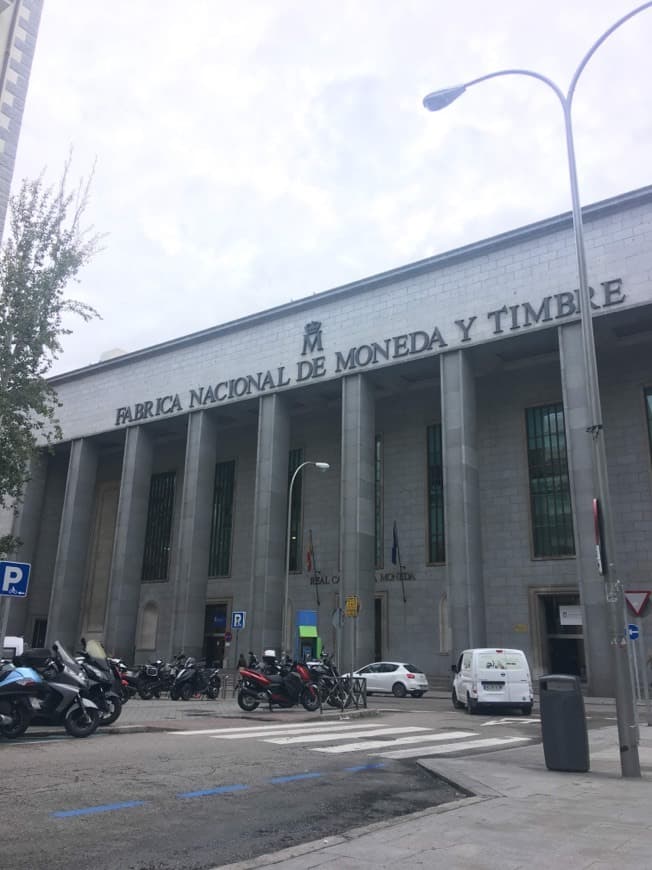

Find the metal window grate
[[208, 460, 235, 577], [526, 404, 575, 557], [141, 471, 176, 581], [645, 388, 652, 460], [288, 448, 304, 572], [374, 434, 383, 568], [427, 424, 445, 563]]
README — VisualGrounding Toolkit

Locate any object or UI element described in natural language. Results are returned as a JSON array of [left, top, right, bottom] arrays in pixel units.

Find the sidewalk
[[218, 724, 652, 870]]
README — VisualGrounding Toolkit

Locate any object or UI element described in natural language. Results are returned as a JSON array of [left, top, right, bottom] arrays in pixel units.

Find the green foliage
[[0, 161, 101, 556]]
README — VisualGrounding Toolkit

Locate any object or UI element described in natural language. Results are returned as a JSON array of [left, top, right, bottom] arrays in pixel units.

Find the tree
[[0, 161, 101, 557]]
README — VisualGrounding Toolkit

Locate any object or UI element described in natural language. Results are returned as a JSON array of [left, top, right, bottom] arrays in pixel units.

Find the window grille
[[208, 460, 235, 577], [427, 424, 445, 563], [141, 471, 176, 581]]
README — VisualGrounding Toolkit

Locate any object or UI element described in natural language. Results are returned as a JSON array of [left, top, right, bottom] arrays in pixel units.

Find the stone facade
[[4, 186, 652, 696]]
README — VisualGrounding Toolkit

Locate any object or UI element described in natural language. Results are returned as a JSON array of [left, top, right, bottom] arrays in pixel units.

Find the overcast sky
[[12, 0, 652, 375]]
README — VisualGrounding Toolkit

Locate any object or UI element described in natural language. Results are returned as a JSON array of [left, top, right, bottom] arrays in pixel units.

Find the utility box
[[539, 674, 590, 772]]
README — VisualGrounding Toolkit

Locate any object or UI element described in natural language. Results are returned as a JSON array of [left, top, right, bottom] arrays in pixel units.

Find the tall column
[[559, 322, 613, 695], [171, 411, 217, 658], [3, 453, 48, 637], [340, 373, 375, 669], [441, 349, 485, 654], [104, 426, 153, 662], [46, 439, 98, 649], [247, 394, 290, 654]]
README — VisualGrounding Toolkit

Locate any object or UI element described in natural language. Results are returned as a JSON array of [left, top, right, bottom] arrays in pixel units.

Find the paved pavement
[[108, 692, 652, 869]]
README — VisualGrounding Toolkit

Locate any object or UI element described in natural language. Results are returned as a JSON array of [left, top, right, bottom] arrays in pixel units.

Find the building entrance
[[541, 593, 586, 680], [203, 603, 228, 667]]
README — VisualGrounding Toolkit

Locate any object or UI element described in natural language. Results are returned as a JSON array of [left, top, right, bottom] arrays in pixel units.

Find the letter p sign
[[0, 561, 31, 597]]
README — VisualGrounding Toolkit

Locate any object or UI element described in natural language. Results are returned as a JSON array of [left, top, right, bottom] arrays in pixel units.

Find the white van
[[452, 648, 533, 715]]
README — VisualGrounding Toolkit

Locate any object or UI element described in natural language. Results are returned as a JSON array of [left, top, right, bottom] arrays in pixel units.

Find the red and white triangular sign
[[624, 590, 650, 616]]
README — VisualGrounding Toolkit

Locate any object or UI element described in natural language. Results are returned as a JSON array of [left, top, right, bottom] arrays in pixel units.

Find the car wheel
[[392, 682, 407, 698], [521, 704, 533, 716], [466, 693, 478, 714], [452, 689, 465, 710]]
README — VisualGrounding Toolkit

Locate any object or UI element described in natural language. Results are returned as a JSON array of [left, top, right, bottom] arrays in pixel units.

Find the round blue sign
[[627, 623, 640, 640]]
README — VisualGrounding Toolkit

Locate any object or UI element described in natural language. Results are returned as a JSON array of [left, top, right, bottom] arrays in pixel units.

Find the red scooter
[[237, 651, 319, 712]]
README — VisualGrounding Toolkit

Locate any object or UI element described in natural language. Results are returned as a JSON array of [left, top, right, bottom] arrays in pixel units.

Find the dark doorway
[[203, 604, 227, 667], [374, 597, 383, 661], [542, 593, 585, 680], [31, 618, 47, 648]]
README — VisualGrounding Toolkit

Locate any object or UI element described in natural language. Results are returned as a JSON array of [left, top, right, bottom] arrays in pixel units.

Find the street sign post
[[231, 611, 246, 672], [0, 561, 31, 598]]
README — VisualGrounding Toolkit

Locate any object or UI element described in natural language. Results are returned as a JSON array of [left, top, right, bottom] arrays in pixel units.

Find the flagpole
[[392, 520, 407, 604]]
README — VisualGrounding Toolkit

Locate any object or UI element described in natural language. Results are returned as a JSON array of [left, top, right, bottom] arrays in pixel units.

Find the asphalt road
[[1, 698, 614, 870]]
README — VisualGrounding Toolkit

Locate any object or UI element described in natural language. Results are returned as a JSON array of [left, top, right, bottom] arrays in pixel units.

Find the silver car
[[353, 661, 429, 698]]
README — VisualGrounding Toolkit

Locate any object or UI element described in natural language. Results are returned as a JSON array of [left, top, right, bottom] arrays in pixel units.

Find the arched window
[[439, 592, 451, 654], [138, 601, 158, 650]]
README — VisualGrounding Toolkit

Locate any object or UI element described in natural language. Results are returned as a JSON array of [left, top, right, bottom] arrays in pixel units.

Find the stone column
[[441, 349, 485, 654], [3, 452, 49, 637], [171, 411, 217, 658], [247, 394, 290, 654], [339, 373, 375, 670], [46, 439, 98, 649], [104, 426, 153, 662], [559, 321, 613, 695]]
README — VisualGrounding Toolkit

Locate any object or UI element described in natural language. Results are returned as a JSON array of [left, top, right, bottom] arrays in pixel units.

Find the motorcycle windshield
[[53, 641, 83, 676], [85, 639, 108, 661]]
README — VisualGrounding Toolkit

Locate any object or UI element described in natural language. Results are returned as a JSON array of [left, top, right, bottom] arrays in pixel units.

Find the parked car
[[451, 648, 533, 715], [351, 661, 429, 698]]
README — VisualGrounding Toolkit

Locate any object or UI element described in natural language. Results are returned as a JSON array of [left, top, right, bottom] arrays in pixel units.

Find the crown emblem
[[305, 321, 321, 335]]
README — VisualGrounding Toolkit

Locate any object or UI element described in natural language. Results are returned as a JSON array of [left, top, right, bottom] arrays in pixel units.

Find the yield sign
[[624, 590, 650, 616]]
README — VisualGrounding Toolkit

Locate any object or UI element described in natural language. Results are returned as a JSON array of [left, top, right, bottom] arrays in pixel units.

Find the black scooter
[[170, 657, 221, 700], [77, 639, 123, 726]]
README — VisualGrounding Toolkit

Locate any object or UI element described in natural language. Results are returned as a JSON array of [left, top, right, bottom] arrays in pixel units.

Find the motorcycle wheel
[[237, 691, 259, 712], [0, 702, 30, 739], [206, 676, 222, 700], [180, 683, 193, 701], [170, 687, 180, 700], [137, 683, 154, 700], [64, 706, 100, 738], [300, 685, 320, 712], [98, 695, 122, 727]]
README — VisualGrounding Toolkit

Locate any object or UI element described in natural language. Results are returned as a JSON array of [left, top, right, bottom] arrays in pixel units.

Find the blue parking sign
[[0, 561, 31, 597], [231, 610, 246, 630]]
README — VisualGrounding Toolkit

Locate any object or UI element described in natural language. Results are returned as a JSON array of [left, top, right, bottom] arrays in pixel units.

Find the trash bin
[[539, 674, 590, 772]]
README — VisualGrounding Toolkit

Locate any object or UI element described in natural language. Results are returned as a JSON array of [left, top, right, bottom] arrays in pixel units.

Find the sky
[[11, 0, 652, 375]]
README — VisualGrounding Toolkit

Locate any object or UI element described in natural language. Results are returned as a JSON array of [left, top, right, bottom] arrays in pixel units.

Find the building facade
[[0, 0, 43, 237], [5, 186, 652, 696]]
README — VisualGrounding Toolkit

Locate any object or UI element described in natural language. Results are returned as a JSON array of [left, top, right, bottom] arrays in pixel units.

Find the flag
[[306, 529, 317, 573], [391, 520, 399, 566]]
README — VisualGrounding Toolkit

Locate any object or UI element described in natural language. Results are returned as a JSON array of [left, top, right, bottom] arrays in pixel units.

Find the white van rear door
[[476, 651, 530, 704]]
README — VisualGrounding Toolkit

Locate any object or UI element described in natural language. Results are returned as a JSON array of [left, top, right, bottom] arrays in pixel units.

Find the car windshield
[[405, 664, 423, 673], [477, 653, 524, 670]]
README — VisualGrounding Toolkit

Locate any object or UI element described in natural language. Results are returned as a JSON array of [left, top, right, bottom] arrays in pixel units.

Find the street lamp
[[283, 460, 330, 655], [423, 2, 652, 778]]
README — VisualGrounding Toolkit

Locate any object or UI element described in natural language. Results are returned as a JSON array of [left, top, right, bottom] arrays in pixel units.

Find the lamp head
[[315, 462, 330, 471], [422, 85, 467, 112]]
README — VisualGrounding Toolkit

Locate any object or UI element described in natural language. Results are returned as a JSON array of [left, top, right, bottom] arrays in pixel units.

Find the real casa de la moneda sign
[[114, 279, 625, 427]]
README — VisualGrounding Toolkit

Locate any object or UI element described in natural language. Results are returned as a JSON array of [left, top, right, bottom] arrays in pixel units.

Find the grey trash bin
[[539, 674, 590, 772]]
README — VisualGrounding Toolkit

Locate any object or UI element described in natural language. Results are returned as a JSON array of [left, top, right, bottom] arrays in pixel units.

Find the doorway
[[539, 592, 586, 680], [203, 603, 228, 667]]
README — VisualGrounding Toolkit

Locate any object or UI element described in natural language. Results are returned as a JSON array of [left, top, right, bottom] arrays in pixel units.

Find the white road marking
[[378, 735, 531, 759], [313, 730, 476, 754], [168, 720, 386, 737], [264, 726, 432, 745], [480, 717, 541, 727]]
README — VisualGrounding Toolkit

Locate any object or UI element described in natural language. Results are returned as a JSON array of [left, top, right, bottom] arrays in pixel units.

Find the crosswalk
[[169, 720, 536, 760]]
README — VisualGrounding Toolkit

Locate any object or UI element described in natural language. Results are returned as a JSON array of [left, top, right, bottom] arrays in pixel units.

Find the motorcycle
[[306, 651, 352, 709], [237, 650, 319, 713], [77, 639, 123, 726], [107, 657, 136, 703], [14, 641, 101, 738], [136, 654, 184, 699], [170, 657, 221, 700], [0, 659, 42, 739]]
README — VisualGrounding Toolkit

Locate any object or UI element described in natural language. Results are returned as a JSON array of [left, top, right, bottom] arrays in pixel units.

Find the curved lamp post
[[283, 460, 330, 655], [423, 1, 652, 778]]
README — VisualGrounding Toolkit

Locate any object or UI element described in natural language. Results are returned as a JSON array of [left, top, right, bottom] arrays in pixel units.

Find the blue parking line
[[52, 800, 145, 818], [177, 784, 249, 799], [344, 762, 386, 772], [269, 772, 323, 784]]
